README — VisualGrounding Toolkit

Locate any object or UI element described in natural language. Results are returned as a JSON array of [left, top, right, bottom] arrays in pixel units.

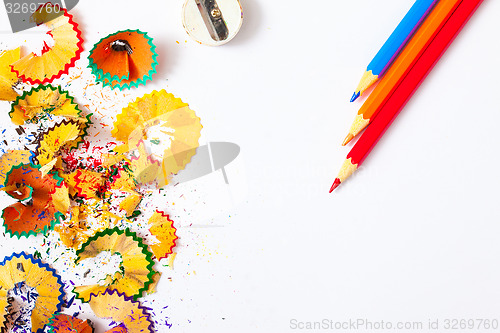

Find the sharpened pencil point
[[329, 178, 341, 193], [350, 91, 361, 103], [342, 133, 354, 146]]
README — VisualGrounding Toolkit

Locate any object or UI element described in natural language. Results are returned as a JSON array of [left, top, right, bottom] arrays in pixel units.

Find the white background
[[1, 0, 500, 332]]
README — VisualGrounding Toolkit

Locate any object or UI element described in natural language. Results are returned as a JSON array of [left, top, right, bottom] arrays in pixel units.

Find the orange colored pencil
[[342, 0, 463, 146]]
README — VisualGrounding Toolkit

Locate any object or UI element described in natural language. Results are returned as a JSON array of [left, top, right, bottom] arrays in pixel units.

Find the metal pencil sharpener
[[182, 0, 243, 46]]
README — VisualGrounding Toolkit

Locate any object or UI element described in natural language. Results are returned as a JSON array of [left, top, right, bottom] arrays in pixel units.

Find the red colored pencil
[[330, 0, 483, 192]]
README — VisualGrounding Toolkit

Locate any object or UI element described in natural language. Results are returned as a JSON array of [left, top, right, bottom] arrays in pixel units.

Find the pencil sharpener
[[182, 0, 243, 46]]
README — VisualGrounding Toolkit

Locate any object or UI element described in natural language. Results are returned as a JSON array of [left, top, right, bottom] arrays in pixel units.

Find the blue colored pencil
[[350, 0, 438, 102]]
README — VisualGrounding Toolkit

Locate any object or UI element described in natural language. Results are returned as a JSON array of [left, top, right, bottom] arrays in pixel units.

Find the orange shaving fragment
[[2, 164, 67, 237], [49, 313, 94, 333], [88, 30, 158, 90]]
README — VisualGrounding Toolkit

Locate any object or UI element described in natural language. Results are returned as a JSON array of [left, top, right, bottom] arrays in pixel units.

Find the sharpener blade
[[183, 0, 243, 46], [195, 0, 229, 41]]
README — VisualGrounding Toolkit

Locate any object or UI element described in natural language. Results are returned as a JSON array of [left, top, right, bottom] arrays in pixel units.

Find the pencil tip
[[342, 134, 354, 146], [350, 91, 360, 102], [329, 178, 341, 193]]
